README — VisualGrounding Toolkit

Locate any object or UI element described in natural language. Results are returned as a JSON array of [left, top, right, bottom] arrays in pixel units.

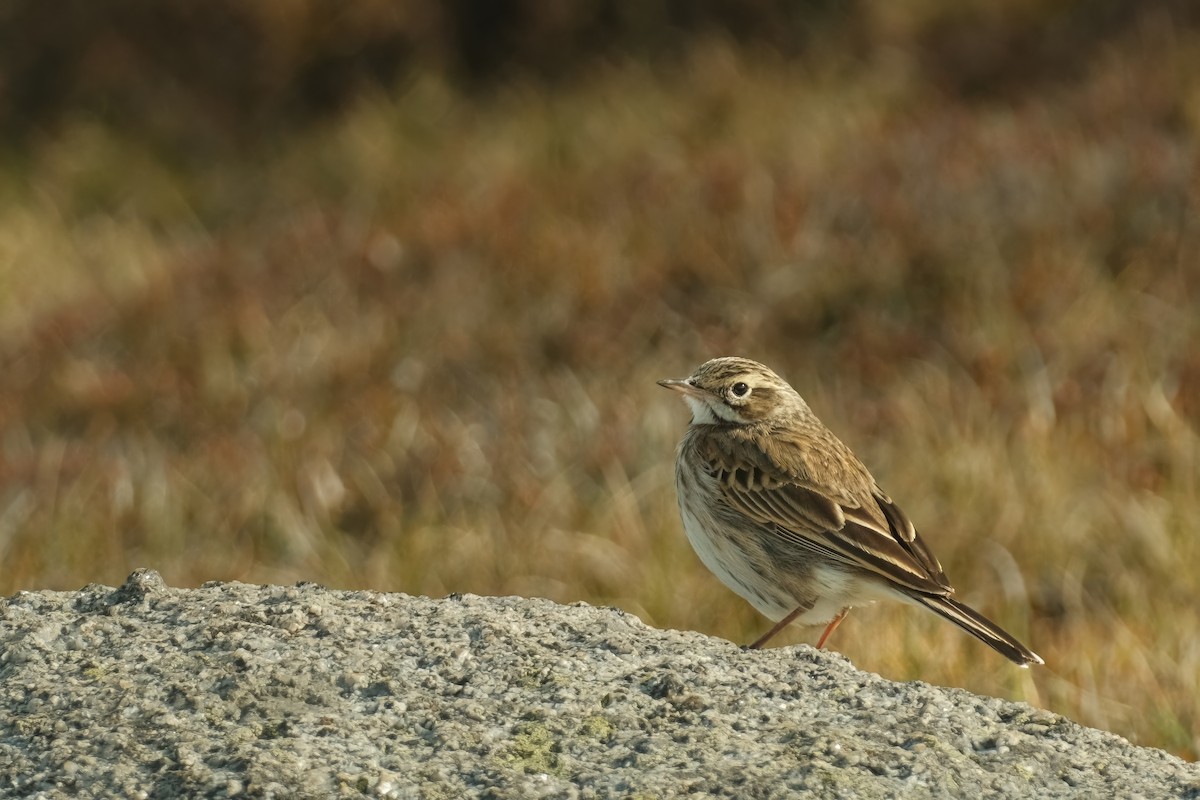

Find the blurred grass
[[2, 9, 1200, 760]]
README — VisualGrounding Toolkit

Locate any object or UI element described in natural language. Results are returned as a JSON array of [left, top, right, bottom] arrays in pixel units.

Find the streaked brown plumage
[[659, 356, 1043, 666]]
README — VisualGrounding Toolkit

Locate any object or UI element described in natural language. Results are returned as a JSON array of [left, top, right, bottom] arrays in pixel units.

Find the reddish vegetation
[[1, 9, 1198, 758]]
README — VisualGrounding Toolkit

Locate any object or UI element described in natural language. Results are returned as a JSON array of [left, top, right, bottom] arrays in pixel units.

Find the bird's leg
[[747, 604, 810, 650], [815, 608, 850, 650]]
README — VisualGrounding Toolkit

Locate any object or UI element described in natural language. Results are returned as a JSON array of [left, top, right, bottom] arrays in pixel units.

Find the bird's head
[[658, 357, 804, 425]]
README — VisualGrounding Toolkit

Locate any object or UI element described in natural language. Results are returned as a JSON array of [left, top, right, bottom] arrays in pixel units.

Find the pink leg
[[748, 604, 810, 650], [815, 608, 850, 650]]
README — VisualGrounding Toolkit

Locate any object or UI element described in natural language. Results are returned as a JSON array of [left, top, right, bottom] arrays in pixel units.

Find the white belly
[[676, 457, 890, 626]]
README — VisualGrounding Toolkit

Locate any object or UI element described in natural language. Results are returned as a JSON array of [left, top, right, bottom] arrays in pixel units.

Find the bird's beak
[[657, 378, 704, 397]]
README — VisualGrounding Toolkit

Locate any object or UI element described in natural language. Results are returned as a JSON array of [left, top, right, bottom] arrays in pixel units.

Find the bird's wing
[[693, 428, 952, 596]]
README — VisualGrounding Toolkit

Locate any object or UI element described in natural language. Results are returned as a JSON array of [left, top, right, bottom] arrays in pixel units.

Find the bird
[[658, 356, 1042, 666]]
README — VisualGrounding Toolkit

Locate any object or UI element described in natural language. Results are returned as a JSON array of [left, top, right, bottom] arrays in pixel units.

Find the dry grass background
[[2, 5, 1199, 759]]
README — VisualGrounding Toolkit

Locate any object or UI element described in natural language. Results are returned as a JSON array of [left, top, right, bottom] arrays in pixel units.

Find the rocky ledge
[[1, 570, 1196, 798]]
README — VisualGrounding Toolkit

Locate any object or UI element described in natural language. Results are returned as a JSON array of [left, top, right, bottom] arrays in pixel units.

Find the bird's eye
[[731, 382, 750, 398]]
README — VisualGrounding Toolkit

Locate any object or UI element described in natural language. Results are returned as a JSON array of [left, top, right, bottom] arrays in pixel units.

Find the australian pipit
[[659, 356, 1042, 666]]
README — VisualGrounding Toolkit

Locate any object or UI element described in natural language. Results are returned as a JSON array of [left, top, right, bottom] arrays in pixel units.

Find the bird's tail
[[914, 594, 1043, 667]]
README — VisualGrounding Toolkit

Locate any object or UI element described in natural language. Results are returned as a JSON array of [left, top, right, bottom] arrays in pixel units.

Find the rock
[[0, 570, 1196, 798]]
